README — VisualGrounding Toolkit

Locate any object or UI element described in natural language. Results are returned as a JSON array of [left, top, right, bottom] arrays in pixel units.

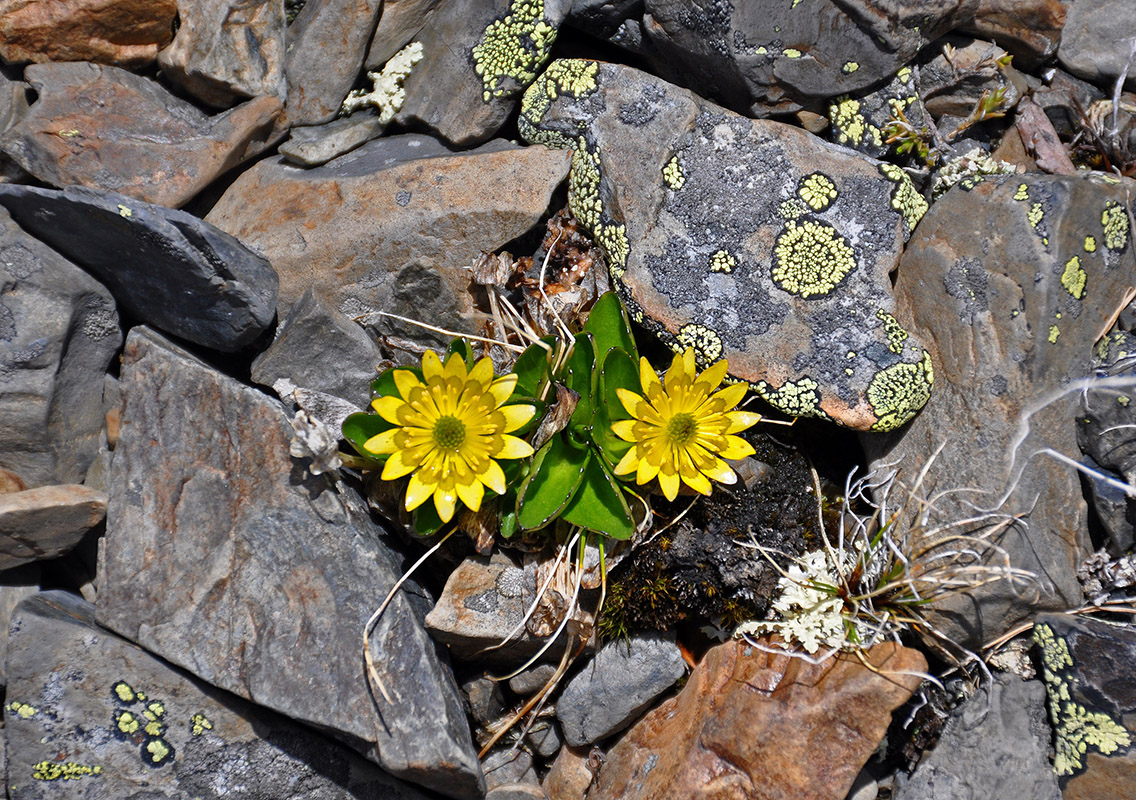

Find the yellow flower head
[[364, 351, 536, 522], [612, 348, 760, 501]]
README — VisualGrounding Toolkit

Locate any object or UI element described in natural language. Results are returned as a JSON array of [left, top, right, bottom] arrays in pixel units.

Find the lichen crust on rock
[[519, 58, 933, 431]]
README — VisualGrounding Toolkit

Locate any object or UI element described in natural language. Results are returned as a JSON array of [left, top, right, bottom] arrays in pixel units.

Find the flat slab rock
[[520, 59, 932, 431], [206, 134, 570, 347], [5, 590, 437, 800], [588, 638, 926, 800], [97, 327, 483, 799], [865, 172, 1136, 647], [0, 184, 277, 353], [0, 484, 106, 570], [0, 0, 176, 67]]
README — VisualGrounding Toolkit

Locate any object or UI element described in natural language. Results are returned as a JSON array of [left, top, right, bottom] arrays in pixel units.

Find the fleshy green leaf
[[512, 337, 556, 398], [516, 434, 589, 530], [341, 412, 393, 461], [413, 497, 445, 536], [584, 291, 639, 362], [593, 347, 639, 466], [565, 332, 597, 436], [446, 337, 476, 369], [559, 453, 635, 540]]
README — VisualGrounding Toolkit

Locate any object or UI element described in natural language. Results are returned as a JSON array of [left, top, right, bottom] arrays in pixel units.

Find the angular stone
[[282, 0, 383, 127], [0, 184, 277, 353], [0, 62, 281, 209], [542, 745, 594, 800], [960, 0, 1067, 67], [5, 590, 437, 800], [639, 0, 976, 115], [588, 638, 926, 800], [250, 288, 381, 410], [520, 60, 933, 431], [556, 631, 685, 746], [917, 37, 1026, 122], [0, 563, 38, 686], [865, 172, 1136, 647], [364, 0, 441, 68], [206, 134, 570, 346], [0, 0, 176, 67], [390, 0, 570, 145], [157, 0, 286, 108], [280, 115, 386, 167], [1034, 615, 1136, 800], [1059, 0, 1136, 93], [97, 327, 484, 798], [896, 674, 1060, 800], [0, 206, 120, 487], [0, 485, 105, 570]]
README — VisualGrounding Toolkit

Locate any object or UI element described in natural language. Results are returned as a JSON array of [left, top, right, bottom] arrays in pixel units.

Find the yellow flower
[[612, 348, 761, 501], [364, 351, 536, 522]]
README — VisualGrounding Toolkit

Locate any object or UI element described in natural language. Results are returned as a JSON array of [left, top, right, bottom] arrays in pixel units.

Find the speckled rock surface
[[391, 0, 571, 145], [1058, 0, 1136, 93], [826, 65, 926, 160], [0, 206, 120, 488], [639, 0, 977, 115], [0, 485, 106, 571], [0, 0, 176, 67], [97, 327, 484, 799], [556, 630, 685, 746], [5, 590, 437, 800], [587, 637, 926, 800], [866, 172, 1136, 647], [0, 62, 281, 209], [206, 134, 570, 347], [520, 59, 933, 431], [0, 184, 277, 353], [895, 674, 1060, 800], [157, 0, 286, 107], [1034, 615, 1136, 800]]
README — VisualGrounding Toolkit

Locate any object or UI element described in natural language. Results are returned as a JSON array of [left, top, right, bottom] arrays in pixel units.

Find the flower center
[[432, 415, 466, 450], [665, 412, 697, 445]]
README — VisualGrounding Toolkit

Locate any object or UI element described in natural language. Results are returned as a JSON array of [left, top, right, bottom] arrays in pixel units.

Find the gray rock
[[1033, 68, 1105, 140], [281, 115, 388, 166], [364, 0, 441, 68], [0, 62, 282, 209], [391, 0, 571, 145], [0, 184, 277, 353], [0, 563, 39, 687], [556, 630, 684, 746], [526, 718, 562, 759], [205, 134, 570, 349], [1081, 456, 1135, 554], [251, 288, 381, 410], [0, 71, 29, 133], [1059, 0, 1136, 93], [896, 674, 1060, 800], [463, 674, 505, 727], [283, 0, 383, 127], [0, 206, 120, 487], [566, 0, 641, 41], [0, 484, 106, 570], [483, 748, 541, 793], [508, 663, 559, 696], [520, 59, 933, 431], [958, 0, 1067, 68], [157, 0, 286, 107], [5, 590, 438, 800], [918, 37, 1027, 125], [97, 327, 484, 799], [865, 172, 1136, 647], [486, 786, 548, 800]]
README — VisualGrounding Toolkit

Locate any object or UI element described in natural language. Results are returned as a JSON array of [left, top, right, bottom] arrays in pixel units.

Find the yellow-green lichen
[[33, 761, 102, 781], [755, 378, 822, 418], [897, 66, 912, 82], [1028, 202, 1044, 229], [519, 59, 599, 145], [1034, 622, 1133, 776], [676, 324, 723, 362], [797, 173, 837, 211], [783, 48, 802, 58], [830, 96, 882, 148], [117, 204, 132, 218], [1085, 235, 1097, 252], [116, 710, 140, 734], [842, 61, 859, 74], [771, 220, 857, 298], [1120, 395, 1131, 406], [1102, 201, 1129, 251], [472, 0, 557, 102], [662, 156, 685, 190], [1049, 325, 1060, 343], [146, 738, 173, 764], [147, 701, 166, 718], [868, 352, 934, 432], [876, 309, 909, 354], [879, 163, 928, 232], [113, 681, 136, 703], [778, 198, 805, 220], [191, 713, 214, 736], [709, 250, 736, 273], [7, 701, 38, 719], [1014, 183, 1029, 201], [596, 222, 629, 278], [1060, 256, 1086, 300], [568, 137, 603, 230]]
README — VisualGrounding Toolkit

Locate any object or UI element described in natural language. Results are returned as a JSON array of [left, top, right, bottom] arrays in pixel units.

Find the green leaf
[[593, 347, 639, 466], [413, 498, 446, 536], [516, 434, 589, 530], [498, 492, 519, 539], [559, 453, 635, 540], [584, 291, 639, 362], [512, 336, 556, 398], [446, 337, 476, 369], [341, 412, 393, 460], [565, 332, 597, 432]]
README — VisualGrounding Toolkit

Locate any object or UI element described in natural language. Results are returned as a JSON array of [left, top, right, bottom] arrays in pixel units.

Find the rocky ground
[[2, 0, 1136, 798]]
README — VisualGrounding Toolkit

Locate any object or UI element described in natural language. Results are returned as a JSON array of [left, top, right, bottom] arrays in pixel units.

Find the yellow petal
[[665, 348, 691, 391], [363, 428, 400, 455], [658, 466, 680, 501], [499, 403, 536, 432], [710, 381, 748, 411], [693, 359, 729, 394], [392, 369, 422, 401], [683, 468, 712, 496], [639, 357, 661, 394], [495, 434, 534, 460], [442, 351, 467, 380], [421, 350, 444, 382], [404, 471, 436, 511], [456, 477, 484, 513], [480, 459, 507, 495], [611, 419, 638, 442], [434, 488, 457, 522], [636, 455, 660, 485], [372, 396, 408, 425], [381, 448, 420, 480], [488, 373, 519, 406], [614, 445, 640, 476], [717, 435, 756, 461], [726, 410, 762, 433], [703, 458, 738, 485], [468, 357, 494, 389], [616, 388, 647, 420]]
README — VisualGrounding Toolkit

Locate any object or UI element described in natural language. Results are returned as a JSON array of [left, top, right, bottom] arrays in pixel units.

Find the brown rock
[[157, 0, 286, 108], [206, 134, 570, 346], [542, 746, 595, 800], [961, 0, 1067, 67], [588, 638, 926, 800], [0, 62, 281, 208], [1016, 97, 1078, 175], [0, 467, 27, 494], [0, 484, 106, 570], [0, 0, 176, 67]]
